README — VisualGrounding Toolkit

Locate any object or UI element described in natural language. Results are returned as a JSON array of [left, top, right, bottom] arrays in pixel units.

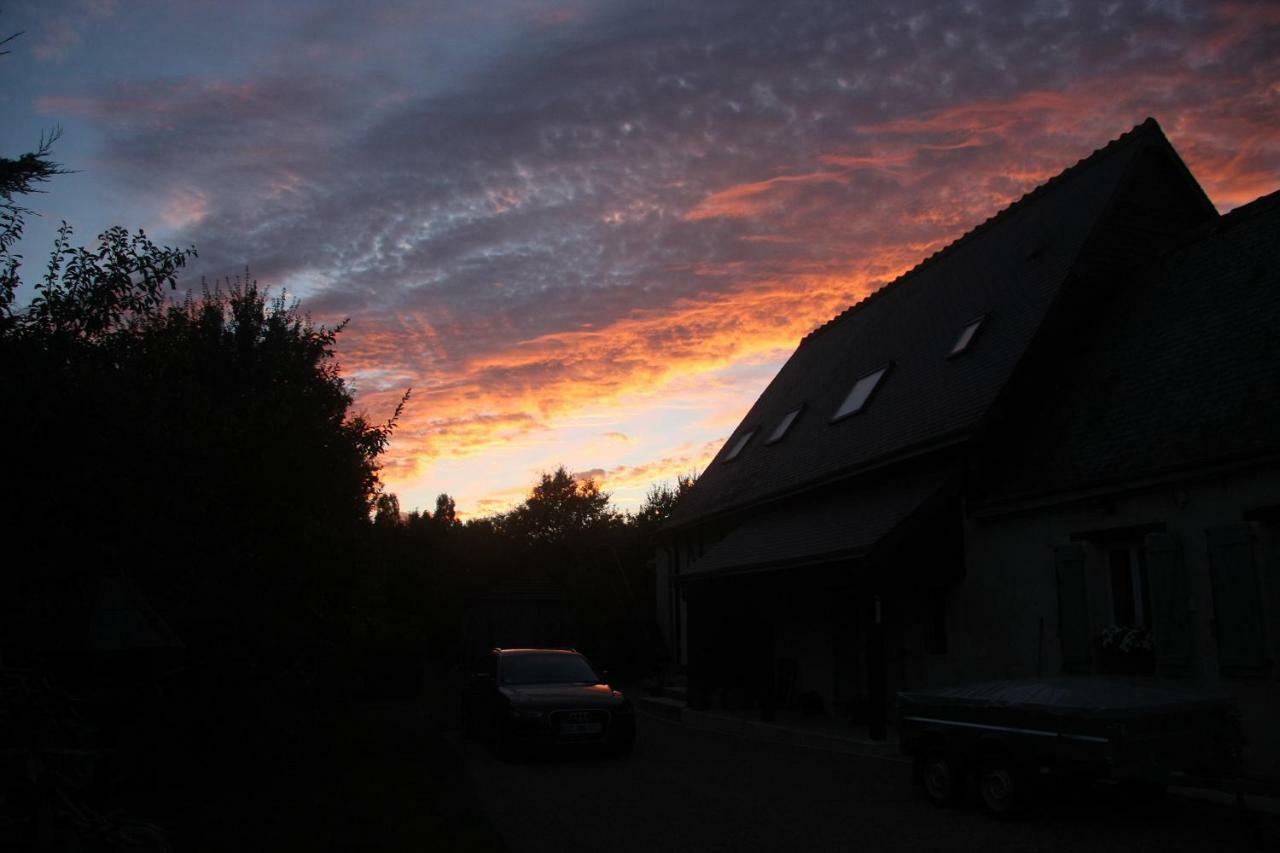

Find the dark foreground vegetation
[[2, 115, 683, 849]]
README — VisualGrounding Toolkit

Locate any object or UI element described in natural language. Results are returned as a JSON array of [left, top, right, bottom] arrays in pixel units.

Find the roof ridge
[[799, 117, 1163, 347], [1219, 186, 1280, 226], [1175, 185, 1279, 247]]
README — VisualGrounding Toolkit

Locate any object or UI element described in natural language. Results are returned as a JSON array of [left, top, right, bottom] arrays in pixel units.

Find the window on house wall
[[1145, 532, 1193, 675], [948, 316, 985, 357], [1207, 524, 1268, 675], [1061, 527, 1197, 677], [1054, 544, 1091, 672], [1242, 508, 1280, 673], [722, 429, 755, 462], [832, 364, 890, 421], [1107, 545, 1149, 626], [766, 407, 802, 444]]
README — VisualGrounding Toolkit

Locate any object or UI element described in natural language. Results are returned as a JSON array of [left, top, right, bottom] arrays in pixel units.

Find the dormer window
[[723, 428, 756, 462], [832, 364, 890, 421], [766, 407, 803, 444], [948, 316, 985, 357]]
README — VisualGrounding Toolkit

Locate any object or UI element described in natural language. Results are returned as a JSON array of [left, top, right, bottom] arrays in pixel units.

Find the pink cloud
[[684, 171, 850, 221]]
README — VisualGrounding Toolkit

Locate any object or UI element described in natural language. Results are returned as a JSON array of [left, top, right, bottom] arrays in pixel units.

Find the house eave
[[674, 547, 868, 586], [968, 450, 1280, 520], [661, 429, 970, 538]]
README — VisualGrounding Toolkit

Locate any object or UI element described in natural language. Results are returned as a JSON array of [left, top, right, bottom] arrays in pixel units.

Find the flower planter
[[1096, 625, 1156, 676], [1096, 647, 1156, 675]]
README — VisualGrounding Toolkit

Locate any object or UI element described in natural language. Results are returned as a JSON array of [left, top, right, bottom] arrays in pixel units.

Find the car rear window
[[500, 653, 599, 685]]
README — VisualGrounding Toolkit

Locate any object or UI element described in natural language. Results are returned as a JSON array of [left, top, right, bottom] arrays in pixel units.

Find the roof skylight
[[766, 408, 802, 444], [722, 428, 756, 462], [948, 316, 985, 357], [832, 365, 890, 421]]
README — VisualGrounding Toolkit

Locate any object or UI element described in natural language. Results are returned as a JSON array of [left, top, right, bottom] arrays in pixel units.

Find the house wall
[[773, 585, 838, 713], [953, 463, 1280, 778], [678, 565, 847, 715], [654, 546, 676, 663], [673, 494, 963, 721], [660, 529, 732, 669], [656, 541, 694, 668]]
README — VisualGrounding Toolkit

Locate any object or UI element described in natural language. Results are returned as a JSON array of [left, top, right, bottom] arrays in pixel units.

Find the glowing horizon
[[5, 1, 1277, 518]]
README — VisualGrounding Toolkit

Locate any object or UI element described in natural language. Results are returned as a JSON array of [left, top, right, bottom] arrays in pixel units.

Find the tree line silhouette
[[1, 35, 690, 851], [2, 128, 692, 692], [369, 468, 695, 687]]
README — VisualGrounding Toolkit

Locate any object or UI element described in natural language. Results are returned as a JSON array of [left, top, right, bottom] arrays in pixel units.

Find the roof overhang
[[676, 468, 953, 584], [662, 431, 967, 537]]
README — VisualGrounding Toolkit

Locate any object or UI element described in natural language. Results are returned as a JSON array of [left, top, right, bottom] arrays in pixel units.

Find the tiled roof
[[670, 119, 1181, 529], [974, 186, 1280, 504]]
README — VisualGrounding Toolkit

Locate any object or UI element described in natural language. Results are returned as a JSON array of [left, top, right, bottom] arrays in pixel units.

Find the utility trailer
[[897, 679, 1243, 817]]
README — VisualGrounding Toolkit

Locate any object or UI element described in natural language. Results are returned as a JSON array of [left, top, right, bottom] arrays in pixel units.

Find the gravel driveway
[[451, 711, 1272, 853]]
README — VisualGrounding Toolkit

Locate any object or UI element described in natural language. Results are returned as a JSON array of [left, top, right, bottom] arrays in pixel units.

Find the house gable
[[669, 119, 1214, 531], [973, 187, 1280, 507]]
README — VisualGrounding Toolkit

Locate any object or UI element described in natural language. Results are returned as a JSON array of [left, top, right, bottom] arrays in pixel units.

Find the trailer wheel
[[1120, 780, 1169, 804], [918, 754, 965, 807], [979, 761, 1028, 818]]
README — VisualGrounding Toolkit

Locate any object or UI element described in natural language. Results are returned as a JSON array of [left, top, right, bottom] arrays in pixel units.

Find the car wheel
[[918, 754, 964, 807], [979, 761, 1028, 818]]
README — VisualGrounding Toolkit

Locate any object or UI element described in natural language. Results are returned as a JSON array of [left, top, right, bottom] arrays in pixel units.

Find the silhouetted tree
[[359, 469, 692, 675], [1, 128, 66, 206], [1, 134, 71, 325], [633, 473, 697, 540], [13, 221, 193, 336], [2, 30, 71, 319], [501, 466, 619, 545], [375, 493, 403, 528], [431, 493, 460, 531], [2, 232, 406, 672]]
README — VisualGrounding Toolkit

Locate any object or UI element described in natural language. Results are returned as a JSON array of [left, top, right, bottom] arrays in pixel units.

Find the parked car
[[462, 648, 635, 759], [897, 679, 1243, 817]]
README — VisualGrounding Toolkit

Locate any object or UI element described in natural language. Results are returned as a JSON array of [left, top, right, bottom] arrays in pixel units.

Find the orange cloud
[[467, 488, 533, 519], [158, 187, 209, 230], [455, 441, 720, 521], [850, 72, 1278, 215], [1196, 2, 1280, 60], [585, 441, 722, 495], [684, 171, 849, 221], [344, 257, 913, 514], [349, 43, 1279, 516], [363, 272, 873, 464]]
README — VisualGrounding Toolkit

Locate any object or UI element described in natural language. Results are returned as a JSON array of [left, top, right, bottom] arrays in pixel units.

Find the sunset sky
[[4, 1, 1278, 517]]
